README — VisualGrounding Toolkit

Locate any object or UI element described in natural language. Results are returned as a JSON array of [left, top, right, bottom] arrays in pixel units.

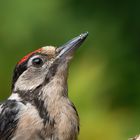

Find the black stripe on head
[[12, 52, 48, 90], [12, 60, 28, 90], [12, 53, 44, 90]]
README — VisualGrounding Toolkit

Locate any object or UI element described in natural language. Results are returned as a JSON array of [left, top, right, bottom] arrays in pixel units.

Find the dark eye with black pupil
[[32, 58, 43, 67]]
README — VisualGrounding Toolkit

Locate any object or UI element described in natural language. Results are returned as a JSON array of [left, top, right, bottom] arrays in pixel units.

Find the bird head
[[12, 32, 88, 93]]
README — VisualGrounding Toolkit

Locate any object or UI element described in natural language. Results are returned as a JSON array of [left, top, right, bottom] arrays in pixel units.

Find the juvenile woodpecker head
[[12, 32, 88, 92]]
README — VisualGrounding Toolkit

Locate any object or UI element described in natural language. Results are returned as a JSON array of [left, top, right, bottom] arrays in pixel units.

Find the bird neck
[[41, 63, 69, 101], [40, 65, 79, 140]]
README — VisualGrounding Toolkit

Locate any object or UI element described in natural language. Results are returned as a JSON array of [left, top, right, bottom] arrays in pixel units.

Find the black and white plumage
[[0, 32, 88, 140]]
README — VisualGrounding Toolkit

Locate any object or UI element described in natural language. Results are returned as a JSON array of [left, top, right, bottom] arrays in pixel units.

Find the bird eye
[[32, 57, 44, 67]]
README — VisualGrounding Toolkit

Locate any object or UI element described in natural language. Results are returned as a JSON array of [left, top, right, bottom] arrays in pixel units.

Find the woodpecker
[[0, 32, 88, 140]]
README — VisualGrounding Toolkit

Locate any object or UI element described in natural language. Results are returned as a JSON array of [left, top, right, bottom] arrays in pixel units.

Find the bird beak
[[56, 32, 88, 59]]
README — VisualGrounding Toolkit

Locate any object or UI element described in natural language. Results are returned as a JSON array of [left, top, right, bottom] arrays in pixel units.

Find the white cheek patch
[[14, 46, 56, 92], [14, 69, 46, 91]]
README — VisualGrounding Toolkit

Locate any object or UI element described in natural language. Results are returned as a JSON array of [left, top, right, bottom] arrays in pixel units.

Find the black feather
[[15, 86, 55, 126], [0, 100, 19, 140]]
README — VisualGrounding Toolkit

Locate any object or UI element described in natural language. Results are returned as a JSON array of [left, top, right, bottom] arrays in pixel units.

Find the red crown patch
[[18, 48, 42, 65]]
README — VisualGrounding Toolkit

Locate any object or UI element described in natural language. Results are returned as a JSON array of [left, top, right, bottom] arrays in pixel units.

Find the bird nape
[[0, 32, 88, 140]]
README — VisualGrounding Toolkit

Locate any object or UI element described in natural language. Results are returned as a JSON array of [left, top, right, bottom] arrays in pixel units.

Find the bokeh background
[[0, 0, 140, 139]]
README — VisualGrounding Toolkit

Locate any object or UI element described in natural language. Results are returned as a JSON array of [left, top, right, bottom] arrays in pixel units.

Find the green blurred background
[[0, 0, 140, 139]]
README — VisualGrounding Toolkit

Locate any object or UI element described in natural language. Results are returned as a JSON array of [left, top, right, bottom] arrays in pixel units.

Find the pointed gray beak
[[56, 32, 88, 59]]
